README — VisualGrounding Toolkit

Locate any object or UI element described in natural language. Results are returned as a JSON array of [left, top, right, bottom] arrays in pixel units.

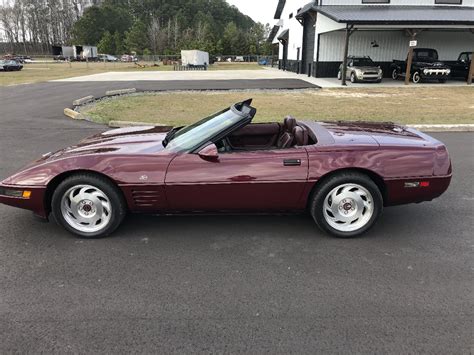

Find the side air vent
[[132, 190, 160, 207]]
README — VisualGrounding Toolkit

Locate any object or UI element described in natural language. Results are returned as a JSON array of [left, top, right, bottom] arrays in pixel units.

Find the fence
[[2, 52, 274, 63]]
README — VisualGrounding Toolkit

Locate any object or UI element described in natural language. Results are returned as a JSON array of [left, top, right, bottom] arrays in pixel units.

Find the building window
[[435, 0, 462, 4], [362, 0, 390, 3]]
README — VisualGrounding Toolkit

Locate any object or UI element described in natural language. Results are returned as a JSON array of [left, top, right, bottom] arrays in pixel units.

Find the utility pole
[[405, 30, 420, 85], [341, 24, 355, 86], [468, 51, 474, 85]]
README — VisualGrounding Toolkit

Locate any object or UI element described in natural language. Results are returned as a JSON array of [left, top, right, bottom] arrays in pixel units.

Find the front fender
[[1, 155, 121, 186]]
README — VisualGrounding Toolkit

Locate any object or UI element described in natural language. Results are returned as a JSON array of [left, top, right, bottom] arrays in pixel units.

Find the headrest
[[293, 126, 308, 146], [284, 116, 297, 132]]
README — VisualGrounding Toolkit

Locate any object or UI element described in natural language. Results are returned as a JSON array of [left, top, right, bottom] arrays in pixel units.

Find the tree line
[[0, 0, 99, 54], [0, 0, 272, 56]]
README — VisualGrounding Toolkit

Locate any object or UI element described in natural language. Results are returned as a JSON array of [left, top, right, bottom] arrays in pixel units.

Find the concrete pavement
[[0, 80, 473, 353], [52, 67, 473, 88]]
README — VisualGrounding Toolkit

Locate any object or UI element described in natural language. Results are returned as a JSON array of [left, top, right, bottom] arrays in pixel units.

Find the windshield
[[415, 50, 438, 61], [166, 106, 247, 152], [352, 58, 375, 67]]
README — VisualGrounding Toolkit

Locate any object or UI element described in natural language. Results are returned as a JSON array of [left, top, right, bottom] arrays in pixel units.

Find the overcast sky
[[226, 0, 278, 25]]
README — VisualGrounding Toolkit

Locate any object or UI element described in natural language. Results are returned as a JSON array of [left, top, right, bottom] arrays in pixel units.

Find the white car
[[98, 54, 119, 62]]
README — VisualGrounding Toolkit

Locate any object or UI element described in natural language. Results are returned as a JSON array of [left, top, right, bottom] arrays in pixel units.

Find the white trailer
[[74, 45, 98, 60], [181, 50, 209, 66], [52, 45, 74, 59]]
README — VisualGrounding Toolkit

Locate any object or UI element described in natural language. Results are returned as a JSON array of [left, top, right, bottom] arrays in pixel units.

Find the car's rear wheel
[[412, 71, 421, 84], [51, 174, 126, 238], [310, 172, 383, 238], [391, 68, 399, 80]]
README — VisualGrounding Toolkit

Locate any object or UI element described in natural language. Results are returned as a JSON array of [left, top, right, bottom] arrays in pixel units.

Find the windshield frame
[[164, 103, 254, 153]]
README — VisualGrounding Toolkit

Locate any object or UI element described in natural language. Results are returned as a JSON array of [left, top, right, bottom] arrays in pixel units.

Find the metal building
[[269, 0, 474, 82]]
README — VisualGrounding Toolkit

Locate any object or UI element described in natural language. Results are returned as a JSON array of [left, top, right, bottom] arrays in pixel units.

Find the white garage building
[[269, 0, 474, 81]]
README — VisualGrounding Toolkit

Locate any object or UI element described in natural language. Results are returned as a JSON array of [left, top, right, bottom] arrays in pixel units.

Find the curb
[[410, 124, 474, 132], [105, 88, 137, 96], [73, 95, 94, 106], [108, 120, 173, 129], [64, 108, 84, 120]]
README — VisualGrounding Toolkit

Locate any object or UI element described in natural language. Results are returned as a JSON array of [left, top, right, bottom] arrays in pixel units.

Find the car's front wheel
[[310, 172, 383, 238], [51, 173, 127, 238], [412, 71, 421, 84], [350, 72, 357, 83]]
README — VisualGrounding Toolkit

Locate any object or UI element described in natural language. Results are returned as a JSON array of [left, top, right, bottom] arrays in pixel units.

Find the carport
[[297, 5, 474, 86]]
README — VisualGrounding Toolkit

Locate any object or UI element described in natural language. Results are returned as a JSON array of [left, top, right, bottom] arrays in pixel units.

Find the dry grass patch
[[81, 87, 474, 126]]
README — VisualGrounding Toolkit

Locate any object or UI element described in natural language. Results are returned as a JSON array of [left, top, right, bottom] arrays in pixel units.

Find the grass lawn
[[81, 87, 474, 126], [0, 61, 261, 86]]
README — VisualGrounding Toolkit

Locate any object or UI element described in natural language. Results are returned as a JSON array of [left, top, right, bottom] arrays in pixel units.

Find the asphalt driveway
[[0, 81, 472, 353]]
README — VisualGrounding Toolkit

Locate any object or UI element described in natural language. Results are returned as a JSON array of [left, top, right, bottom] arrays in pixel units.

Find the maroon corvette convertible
[[0, 99, 451, 238]]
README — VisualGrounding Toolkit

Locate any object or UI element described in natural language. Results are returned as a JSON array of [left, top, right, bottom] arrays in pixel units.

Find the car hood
[[417, 61, 449, 68], [319, 121, 440, 147], [353, 66, 380, 71], [39, 126, 170, 163], [1, 126, 173, 185]]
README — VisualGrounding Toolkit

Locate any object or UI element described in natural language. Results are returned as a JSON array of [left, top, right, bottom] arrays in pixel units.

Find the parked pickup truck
[[450, 52, 472, 79], [391, 48, 451, 84]]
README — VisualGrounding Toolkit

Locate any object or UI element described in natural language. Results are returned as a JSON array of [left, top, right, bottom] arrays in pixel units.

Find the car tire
[[350, 72, 357, 83], [337, 70, 342, 80], [412, 71, 421, 84], [51, 173, 127, 239], [310, 172, 383, 238], [391, 69, 399, 80]]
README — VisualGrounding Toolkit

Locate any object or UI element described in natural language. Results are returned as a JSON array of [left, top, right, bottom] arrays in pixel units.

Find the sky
[[226, 0, 278, 25]]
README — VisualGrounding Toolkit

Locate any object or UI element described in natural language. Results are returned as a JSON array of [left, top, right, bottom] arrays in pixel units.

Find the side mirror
[[198, 143, 219, 162]]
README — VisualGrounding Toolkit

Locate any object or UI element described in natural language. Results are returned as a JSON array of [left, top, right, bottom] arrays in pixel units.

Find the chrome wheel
[[412, 71, 421, 84], [323, 183, 374, 233], [350, 72, 356, 83], [60, 184, 112, 233]]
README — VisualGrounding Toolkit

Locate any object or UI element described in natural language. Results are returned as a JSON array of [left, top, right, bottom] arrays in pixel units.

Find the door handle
[[283, 159, 301, 166]]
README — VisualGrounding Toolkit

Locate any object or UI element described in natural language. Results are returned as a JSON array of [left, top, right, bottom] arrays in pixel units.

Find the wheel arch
[[306, 168, 387, 209], [44, 169, 126, 215]]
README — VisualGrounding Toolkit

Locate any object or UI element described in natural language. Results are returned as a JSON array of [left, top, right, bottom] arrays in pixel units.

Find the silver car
[[337, 56, 383, 83]]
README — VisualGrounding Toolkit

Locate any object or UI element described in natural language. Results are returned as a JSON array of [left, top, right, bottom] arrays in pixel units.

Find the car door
[[164, 146, 309, 212]]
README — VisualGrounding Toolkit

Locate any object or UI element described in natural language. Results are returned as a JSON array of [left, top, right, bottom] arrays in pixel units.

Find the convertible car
[[0, 100, 452, 239]]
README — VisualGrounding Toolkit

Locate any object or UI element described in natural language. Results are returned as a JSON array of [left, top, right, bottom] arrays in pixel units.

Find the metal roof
[[277, 29, 289, 41], [314, 5, 474, 26], [296, 2, 317, 19], [274, 0, 286, 19], [267, 25, 280, 43]]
